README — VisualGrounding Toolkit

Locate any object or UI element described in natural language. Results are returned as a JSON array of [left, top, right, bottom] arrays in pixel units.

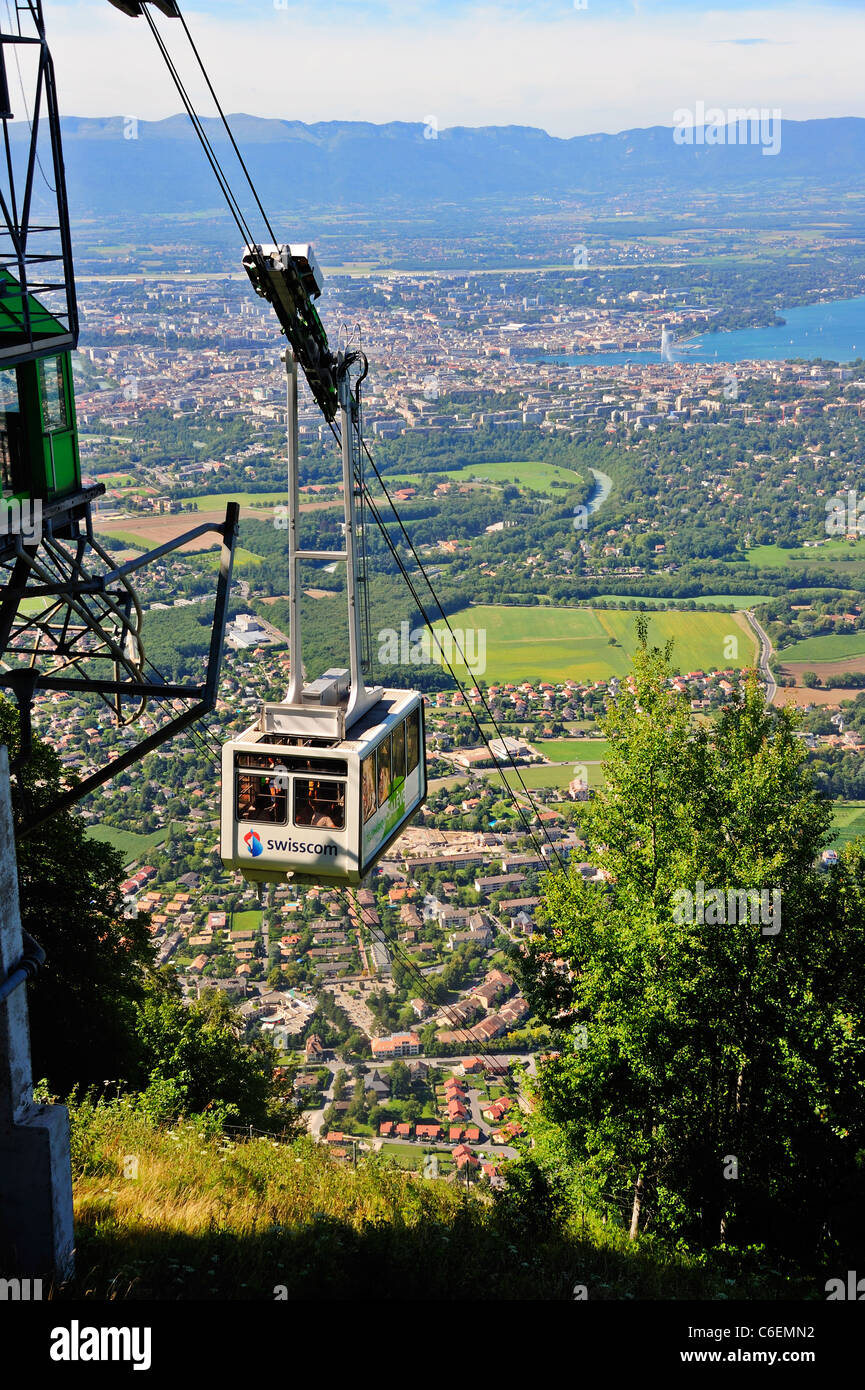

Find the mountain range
[[41, 114, 865, 218]]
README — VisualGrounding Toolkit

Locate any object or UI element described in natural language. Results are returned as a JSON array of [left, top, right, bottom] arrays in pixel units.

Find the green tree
[[0, 699, 153, 1091], [518, 624, 865, 1259], [390, 1059, 411, 1098], [133, 981, 297, 1130]]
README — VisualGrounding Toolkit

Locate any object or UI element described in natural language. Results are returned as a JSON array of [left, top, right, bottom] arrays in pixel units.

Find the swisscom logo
[[244, 830, 263, 857]]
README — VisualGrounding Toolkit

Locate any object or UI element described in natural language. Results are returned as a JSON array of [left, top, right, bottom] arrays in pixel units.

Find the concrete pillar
[[0, 746, 74, 1280]]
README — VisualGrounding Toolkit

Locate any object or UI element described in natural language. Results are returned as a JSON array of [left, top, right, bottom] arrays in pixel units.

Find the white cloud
[[47, 3, 865, 136]]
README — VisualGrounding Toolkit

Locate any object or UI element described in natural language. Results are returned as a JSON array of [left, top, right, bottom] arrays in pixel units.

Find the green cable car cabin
[[0, 269, 81, 508]]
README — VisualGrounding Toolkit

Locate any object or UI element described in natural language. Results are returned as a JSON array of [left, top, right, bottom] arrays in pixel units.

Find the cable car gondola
[[220, 336, 427, 886], [222, 682, 426, 886]]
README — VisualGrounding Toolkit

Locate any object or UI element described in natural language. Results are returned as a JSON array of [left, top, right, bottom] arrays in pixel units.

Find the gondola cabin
[[221, 689, 426, 886]]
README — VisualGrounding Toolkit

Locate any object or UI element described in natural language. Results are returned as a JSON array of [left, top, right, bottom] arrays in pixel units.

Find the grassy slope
[[63, 1101, 811, 1301]]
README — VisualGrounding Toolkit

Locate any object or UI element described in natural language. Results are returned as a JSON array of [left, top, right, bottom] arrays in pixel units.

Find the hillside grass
[[60, 1096, 813, 1302]]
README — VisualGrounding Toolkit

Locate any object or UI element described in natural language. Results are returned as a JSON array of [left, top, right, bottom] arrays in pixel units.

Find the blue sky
[[44, 1, 865, 135]]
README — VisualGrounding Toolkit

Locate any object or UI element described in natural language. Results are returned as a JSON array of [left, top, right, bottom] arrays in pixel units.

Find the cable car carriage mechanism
[[220, 254, 426, 885]]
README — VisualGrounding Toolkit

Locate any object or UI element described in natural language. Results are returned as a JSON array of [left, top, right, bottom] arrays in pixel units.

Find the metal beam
[[18, 700, 209, 837], [0, 676, 205, 699], [15, 501, 240, 835]]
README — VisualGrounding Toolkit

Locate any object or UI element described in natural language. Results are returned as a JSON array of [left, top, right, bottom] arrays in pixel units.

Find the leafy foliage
[[517, 624, 865, 1260]]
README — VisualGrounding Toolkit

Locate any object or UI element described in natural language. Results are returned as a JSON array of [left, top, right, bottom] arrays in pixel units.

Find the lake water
[[537, 296, 865, 367]]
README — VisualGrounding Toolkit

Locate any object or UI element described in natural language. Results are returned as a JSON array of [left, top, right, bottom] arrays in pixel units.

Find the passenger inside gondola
[[236, 772, 287, 823], [294, 779, 345, 829]]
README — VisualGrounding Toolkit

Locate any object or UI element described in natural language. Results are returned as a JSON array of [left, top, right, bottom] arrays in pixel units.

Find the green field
[[496, 762, 605, 790], [185, 491, 291, 511], [531, 738, 610, 763], [831, 801, 865, 846], [20, 596, 52, 616], [201, 545, 265, 569], [430, 606, 757, 684], [91, 527, 147, 551], [87, 820, 181, 863], [377, 1143, 457, 1173], [231, 910, 263, 933], [778, 633, 865, 662], [376, 460, 583, 493], [745, 540, 865, 568], [589, 594, 773, 610]]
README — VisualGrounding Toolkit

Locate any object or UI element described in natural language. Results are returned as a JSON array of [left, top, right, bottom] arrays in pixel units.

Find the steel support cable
[[141, 6, 258, 251], [357, 437, 567, 873], [318, 415, 556, 872], [352, 352, 374, 675], [176, 8, 279, 247], [354, 476, 564, 874]]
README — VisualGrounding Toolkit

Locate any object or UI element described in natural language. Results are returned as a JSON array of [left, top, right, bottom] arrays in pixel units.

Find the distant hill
[[40, 114, 865, 218]]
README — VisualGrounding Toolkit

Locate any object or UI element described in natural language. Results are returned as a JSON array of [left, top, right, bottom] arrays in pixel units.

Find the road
[[746, 609, 777, 703]]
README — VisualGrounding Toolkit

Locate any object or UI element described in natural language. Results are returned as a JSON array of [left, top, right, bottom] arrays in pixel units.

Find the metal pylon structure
[[0, 1, 239, 834]]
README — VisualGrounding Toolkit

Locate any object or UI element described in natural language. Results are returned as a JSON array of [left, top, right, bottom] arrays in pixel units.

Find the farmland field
[[376, 460, 583, 492], [494, 761, 605, 790], [778, 632, 865, 662], [431, 606, 757, 684], [745, 540, 865, 571], [93, 496, 337, 553], [831, 801, 865, 846], [185, 491, 290, 511], [497, 761, 606, 795], [531, 738, 610, 763]]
